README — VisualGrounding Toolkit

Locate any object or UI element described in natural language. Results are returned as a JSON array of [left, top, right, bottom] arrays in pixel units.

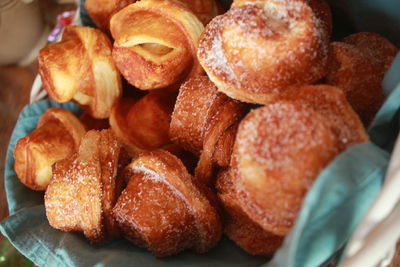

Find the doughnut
[[198, 0, 331, 104], [38, 26, 122, 119], [110, 0, 204, 90], [45, 129, 125, 243], [231, 102, 340, 235], [13, 108, 86, 191], [216, 169, 283, 256], [112, 150, 222, 257], [169, 76, 248, 185], [109, 90, 178, 156]]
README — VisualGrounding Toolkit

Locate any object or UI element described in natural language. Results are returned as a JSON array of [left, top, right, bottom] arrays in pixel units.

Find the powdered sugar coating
[[231, 102, 340, 235], [113, 150, 222, 256], [198, 0, 330, 104], [45, 129, 123, 243]]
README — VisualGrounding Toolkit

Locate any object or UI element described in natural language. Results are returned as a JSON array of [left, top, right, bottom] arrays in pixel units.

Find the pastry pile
[[13, 0, 398, 258]]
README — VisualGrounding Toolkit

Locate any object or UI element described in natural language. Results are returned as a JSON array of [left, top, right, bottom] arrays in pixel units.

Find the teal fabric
[[2, 1, 400, 267]]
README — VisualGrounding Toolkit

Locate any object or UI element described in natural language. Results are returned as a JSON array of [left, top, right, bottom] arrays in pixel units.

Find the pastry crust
[[45, 129, 125, 243], [283, 84, 368, 151], [85, 0, 217, 33], [198, 0, 331, 104], [216, 168, 283, 256], [13, 108, 86, 191], [113, 150, 222, 257], [326, 33, 398, 126], [169, 76, 248, 185], [109, 90, 177, 156], [38, 26, 122, 119], [110, 0, 204, 90], [231, 102, 340, 235]]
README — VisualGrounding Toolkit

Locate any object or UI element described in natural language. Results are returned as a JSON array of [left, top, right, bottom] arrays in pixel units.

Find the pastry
[[38, 26, 122, 119], [85, 0, 217, 33], [216, 168, 283, 256], [113, 150, 222, 257], [283, 84, 368, 151], [198, 0, 331, 104], [45, 129, 125, 243], [169, 76, 248, 185], [231, 102, 340, 236], [13, 108, 86, 191], [110, 0, 204, 90], [325, 32, 398, 126], [109, 90, 177, 155]]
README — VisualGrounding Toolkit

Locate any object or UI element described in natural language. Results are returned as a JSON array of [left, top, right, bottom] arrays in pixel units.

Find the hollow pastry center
[[139, 43, 174, 56]]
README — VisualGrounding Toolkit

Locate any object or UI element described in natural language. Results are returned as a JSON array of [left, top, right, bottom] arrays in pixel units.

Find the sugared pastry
[[169, 76, 248, 185], [38, 26, 122, 119], [109, 90, 177, 155], [110, 0, 204, 90], [342, 32, 398, 73], [113, 150, 222, 257], [326, 32, 398, 126], [231, 102, 340, 236], [198, 0, 331, 104], [283, 84, 368, 151], [45, 129, 125, 243], [85, 0, 217, 33], [216, 169, 283, 256], [13, 108, 85, 191]]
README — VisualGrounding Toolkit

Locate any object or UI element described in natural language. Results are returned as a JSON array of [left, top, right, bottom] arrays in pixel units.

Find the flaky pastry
[[113, 150, 222, 257], [216, 169, 283, 256], [198, 0, 331, 104], [38, 26, 122, 119], [85, 0, 217, 33], [109, 90, 177, 155], [110, 0, 204, 90], [326, 32, 398, 126], [13, 108, 86, 191], [231, 102, 340, 236], [169, 76, 248, 185], [45, 129, 125, 243]]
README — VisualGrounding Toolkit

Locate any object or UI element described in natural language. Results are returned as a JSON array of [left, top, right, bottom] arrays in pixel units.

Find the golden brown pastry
[[45, 129, 125, 243], [109, 90, 177, 155], [169, 76, 248, 185], [325, 32, 398, 126], [216, 168, 283, 256], [110, 0, 204, 90], [283, 84, 368, 151], [13, 108, 86, 191], [231, 102, 340, 236], [198, 0, 331, 104], [38, 26, 122, 119], [113, 150, 222, 257], [85, 0, 217, 33]]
